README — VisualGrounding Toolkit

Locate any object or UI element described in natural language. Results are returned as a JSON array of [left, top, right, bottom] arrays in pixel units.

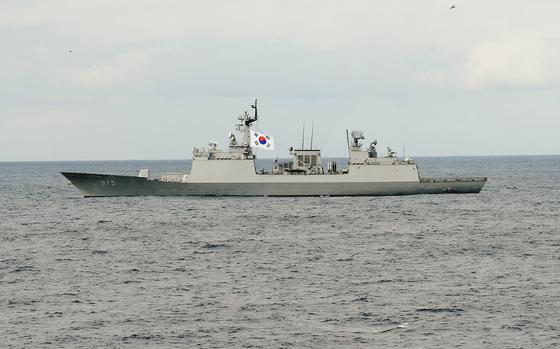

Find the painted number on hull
[[100, 180, 116, 187]]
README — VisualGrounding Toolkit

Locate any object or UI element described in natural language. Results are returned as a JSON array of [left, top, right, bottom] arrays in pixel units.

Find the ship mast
[[237, 99, 259, 158]]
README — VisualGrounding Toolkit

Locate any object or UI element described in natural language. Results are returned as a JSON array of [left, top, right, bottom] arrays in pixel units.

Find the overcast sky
[[1, 0, 559, 161]]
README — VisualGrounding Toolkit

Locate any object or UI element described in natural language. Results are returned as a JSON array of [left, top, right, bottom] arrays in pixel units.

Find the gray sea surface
[[1, 156, 559, 348]]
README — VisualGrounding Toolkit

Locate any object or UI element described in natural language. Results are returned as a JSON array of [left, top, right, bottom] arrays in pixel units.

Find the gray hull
[[61, 172, 487, 197]]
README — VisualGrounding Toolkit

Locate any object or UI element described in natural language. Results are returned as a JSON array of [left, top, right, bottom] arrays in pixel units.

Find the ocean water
[[1, 156, 559, 348]]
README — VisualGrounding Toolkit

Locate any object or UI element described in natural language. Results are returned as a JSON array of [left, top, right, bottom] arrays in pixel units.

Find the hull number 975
[[100, 180, 116, 187]]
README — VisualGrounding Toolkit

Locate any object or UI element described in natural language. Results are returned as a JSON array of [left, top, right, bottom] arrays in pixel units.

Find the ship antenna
[[346, 129, 351, 157], [310, 121, 314, 149], [251, 99, 258, 120], [301, 121, 305, 149]]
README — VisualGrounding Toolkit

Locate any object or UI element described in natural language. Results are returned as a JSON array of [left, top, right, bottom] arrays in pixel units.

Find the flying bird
[[450, 4, 456, 9], [68, 50, 72, 53]]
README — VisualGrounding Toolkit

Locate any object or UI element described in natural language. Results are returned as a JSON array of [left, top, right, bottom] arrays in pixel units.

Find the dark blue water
[[1, 156, 559, 348]]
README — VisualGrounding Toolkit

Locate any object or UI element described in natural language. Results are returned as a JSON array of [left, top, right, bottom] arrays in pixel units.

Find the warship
[[62, 100, 487, 197]]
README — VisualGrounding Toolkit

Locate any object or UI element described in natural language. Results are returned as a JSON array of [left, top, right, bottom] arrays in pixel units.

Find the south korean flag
[[250, 130, 275, 151]]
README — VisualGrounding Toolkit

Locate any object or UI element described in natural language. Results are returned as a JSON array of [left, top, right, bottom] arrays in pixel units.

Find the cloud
[[463, 37, 560, 88], [4, 0, 560, 93], [57, 46, 170, 88]]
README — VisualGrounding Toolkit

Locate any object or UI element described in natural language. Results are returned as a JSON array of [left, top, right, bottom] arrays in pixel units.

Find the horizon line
[[1, 153, 560, 163]]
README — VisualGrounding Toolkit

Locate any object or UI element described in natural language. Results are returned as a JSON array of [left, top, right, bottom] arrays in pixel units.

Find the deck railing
[[420, 177, 487, 183]]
